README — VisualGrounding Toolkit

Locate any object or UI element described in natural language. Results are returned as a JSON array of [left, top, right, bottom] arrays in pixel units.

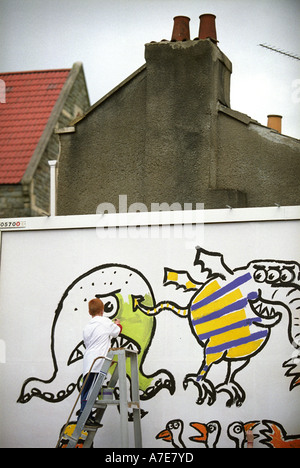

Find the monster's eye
[[280, 268, 295, 283], [102, 295, 119, 319], [267, 269, 280, 283], [254, 269, 266, 283]]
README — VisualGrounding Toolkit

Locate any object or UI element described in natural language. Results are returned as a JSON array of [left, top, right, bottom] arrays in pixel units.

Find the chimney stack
[[267, 114, 282, 133], [171, 16, 190, 41], [144, 14, 232, 206], [199, 14, 218, 43]]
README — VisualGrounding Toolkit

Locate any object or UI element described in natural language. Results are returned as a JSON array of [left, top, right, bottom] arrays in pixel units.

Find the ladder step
[[63, 425, 98, 440], [94, 400, 140, 408], [94, 400, 119, 407]]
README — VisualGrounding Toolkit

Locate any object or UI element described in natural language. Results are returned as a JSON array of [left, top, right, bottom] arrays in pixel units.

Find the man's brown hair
[[88, 298, 104, 317]]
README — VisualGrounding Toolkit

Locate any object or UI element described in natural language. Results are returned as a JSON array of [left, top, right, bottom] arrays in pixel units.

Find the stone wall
[[0, 184, 27, 218]]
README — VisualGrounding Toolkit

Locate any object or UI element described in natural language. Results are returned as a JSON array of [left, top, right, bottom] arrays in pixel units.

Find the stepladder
[[56, 348, 142, 448]]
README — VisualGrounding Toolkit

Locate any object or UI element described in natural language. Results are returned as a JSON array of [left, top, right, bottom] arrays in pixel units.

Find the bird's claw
[[183, 374, 216, 406]]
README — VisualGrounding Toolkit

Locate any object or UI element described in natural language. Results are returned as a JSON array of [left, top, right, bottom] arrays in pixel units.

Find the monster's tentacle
[[132, 295, 188, 318]]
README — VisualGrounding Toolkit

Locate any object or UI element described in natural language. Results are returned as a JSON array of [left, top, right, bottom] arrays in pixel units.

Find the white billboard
[[0, 207, 300, 448]]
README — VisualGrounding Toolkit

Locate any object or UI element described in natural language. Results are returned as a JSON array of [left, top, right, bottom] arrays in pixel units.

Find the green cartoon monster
[[17, 264, 175, 404], [110, 291, 161, 395]]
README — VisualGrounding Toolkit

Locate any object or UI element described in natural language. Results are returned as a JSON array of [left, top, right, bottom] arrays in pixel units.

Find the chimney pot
[[199, 14, 218, 43], [171, 16, 190, 41], [267, 114, 282, 133]]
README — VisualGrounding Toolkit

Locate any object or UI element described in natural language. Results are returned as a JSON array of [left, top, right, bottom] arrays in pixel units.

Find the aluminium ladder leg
[[93, 349, 143, 448], [81, 358, 120, 448], [129, 350, 143, 448], [117, 348, 130, 447], [63, 348, 142, 449], [66, 351, 114, 448]]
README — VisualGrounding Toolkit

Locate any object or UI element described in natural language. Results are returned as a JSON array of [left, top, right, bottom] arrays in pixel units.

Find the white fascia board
[[0, 206, 300, 232]]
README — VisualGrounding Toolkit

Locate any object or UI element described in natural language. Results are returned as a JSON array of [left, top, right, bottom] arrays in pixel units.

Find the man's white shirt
[[83, 316, 120, 376]]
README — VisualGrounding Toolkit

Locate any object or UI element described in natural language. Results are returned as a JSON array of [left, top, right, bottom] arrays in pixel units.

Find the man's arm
[[110, 318, 122, 336], [114, 319, 122, 333]]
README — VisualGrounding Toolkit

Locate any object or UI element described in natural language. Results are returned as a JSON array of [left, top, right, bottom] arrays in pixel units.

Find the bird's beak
[[156, 429, 172, 442], [189, 422, 207, 442], [245, 422, 259, 439]]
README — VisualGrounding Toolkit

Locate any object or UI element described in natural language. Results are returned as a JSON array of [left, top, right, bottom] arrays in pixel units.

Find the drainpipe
[[48, 160, 57, 216]]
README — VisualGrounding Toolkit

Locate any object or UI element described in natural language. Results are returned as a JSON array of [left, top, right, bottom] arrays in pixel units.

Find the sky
[[0, 0, 299, 139]]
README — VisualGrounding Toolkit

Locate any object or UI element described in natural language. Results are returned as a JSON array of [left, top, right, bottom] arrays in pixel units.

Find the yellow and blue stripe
[[191, 273, 268, 381]]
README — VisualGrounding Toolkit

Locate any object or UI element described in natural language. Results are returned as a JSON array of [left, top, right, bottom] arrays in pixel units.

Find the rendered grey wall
[[57, 70, 147, 215], [57, 39, 300, 216], [217, 113, 300, 207]]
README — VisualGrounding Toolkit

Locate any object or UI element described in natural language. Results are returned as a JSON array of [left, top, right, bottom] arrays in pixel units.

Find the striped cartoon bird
[[133, 247, 298, 407]]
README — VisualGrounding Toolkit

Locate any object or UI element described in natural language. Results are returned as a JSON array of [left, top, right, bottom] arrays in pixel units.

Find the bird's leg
[[183, 353, 217, 406], [215, 359, 249, 407]]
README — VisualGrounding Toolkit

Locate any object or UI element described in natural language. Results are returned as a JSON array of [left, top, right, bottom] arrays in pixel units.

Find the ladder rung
[[63, 434, 79, 443], [94, 400, 119, 407], [94, 400, 140, 408]]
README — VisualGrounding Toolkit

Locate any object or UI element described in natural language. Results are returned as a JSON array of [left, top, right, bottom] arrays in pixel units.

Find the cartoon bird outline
[[261, 420, 300, 448], [227, 420, 260, 448], [189, 420, 221, 448], [156, 419, 186, 449]]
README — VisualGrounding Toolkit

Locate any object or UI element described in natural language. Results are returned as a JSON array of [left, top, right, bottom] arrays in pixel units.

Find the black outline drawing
[[17, 249, 300, 409], [17, 264, 175, 404], [156, 418, 300, 448], [228, 419, 300, 448], [134, 247, 300, 407]]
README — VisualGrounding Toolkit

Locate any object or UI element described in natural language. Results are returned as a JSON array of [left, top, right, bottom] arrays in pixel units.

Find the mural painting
[[155, 418, 300, 448], [134, 247, 300, 406], [14, 244, 300, 447], [17, 264, 175, 404]]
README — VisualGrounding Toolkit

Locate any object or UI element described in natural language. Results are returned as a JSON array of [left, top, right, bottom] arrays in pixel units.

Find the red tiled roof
[[0, 69, 71, 184]]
